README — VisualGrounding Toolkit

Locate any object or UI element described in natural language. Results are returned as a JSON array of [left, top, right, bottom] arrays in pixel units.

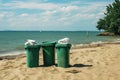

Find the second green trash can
[[41, 41, 56, 66], [56, 44, 71, 68], [25, 45, 41, 68]]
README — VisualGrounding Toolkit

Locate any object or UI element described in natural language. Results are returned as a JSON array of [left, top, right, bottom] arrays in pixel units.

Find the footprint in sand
[[65, 70, 81, 74]]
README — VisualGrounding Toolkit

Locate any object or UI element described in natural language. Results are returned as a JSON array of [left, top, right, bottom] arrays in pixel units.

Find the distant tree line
[[96, 0, 120, 35]]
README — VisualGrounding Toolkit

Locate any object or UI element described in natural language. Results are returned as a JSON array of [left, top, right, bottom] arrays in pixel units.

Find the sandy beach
[[0, 42, 120, 80]]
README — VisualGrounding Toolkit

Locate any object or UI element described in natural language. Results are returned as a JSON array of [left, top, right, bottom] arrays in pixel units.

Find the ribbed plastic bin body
[[25, 45, 40, 68], [56, 44, 71, 68], [42, 42, 56, 66]]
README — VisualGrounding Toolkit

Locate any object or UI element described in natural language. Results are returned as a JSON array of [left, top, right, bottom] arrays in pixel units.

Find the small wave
[[0, 50, 9, 53], [0, 50, 25, 57], [72, 40, 120, 49], [15, 45, 24, 50]]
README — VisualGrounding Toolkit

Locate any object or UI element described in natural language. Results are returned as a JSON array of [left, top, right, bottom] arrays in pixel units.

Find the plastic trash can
[[41, 41, 56, 66], [56, 44, 71, 68], [25, 45, 41, 68]]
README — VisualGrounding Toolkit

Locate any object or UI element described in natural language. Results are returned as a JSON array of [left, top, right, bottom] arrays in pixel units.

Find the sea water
[[0, 31, 120, 55]]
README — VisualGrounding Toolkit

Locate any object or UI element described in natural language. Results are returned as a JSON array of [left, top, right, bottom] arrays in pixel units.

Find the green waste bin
[[56, 44, 71, 68], [25, 45, 40, 68], [41, 41, 56, 66]]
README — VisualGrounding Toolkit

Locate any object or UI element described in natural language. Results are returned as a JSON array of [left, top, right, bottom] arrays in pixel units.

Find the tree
[[96, 19, 106, 30], [96, 0, 120, 35]]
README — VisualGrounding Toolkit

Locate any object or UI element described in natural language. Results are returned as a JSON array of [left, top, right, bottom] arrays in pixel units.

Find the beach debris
[[58, 37, 70, 44], [25, 39, 37, 45]]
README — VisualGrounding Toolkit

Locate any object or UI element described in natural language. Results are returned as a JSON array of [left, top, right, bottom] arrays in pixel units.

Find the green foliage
[[96, 0, 120, 35], [96, 19, 106, 30]]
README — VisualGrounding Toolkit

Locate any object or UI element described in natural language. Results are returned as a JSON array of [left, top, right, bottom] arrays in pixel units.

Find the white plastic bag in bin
[[58, 38, 70, 44], [25, 39, 37, 45]]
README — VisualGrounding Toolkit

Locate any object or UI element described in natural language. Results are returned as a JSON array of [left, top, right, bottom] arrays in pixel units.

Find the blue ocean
[[0, 31, 120, 55]]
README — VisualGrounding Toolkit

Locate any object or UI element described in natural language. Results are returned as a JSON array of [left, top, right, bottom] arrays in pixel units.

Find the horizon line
[[0, 30, 100, 32]]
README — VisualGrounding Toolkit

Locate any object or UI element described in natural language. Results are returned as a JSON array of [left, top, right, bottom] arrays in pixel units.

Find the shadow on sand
[[65, 64, 93, 74], [72, 64, 93, 68]]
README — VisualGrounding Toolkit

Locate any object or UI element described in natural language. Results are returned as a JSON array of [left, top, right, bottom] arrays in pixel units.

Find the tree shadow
[[72, 64, 93, 68]]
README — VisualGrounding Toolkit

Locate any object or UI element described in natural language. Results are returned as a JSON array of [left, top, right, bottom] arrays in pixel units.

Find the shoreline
[[0, 40, 120, 58], [0, 51, 25, 60], [72, 40, 120, 49]]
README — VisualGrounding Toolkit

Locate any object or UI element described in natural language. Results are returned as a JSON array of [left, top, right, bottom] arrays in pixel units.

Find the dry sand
[[0, 43, 120, 80]]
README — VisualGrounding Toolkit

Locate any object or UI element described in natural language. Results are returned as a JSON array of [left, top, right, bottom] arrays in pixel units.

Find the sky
[[0, 0, 114, 31]]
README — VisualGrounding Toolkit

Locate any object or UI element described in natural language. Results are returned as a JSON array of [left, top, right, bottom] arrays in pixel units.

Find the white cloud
[[1, 1, 107, 15], [0, 13, 5, 17], [19, 13, 29, 17], [43, 10, 57, 16], [2, 1, 60, 10], [59, 5, 79, 12], [0, 1, 111, 30]]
